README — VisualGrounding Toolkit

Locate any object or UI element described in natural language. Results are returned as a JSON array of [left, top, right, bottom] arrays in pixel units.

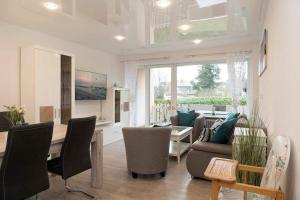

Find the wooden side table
[[204, 158, 238, 200]]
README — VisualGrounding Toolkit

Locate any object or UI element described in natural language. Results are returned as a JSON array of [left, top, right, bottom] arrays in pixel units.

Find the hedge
[[154, 97, 247, 106]]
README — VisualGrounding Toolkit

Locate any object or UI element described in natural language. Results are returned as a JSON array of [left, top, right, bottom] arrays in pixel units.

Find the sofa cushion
[[199, 119, 223, 142], [224, 112, 240, 122], [191, 141, 232, 155], [210, 118, 238, 144], [177, 110, 197, 127]]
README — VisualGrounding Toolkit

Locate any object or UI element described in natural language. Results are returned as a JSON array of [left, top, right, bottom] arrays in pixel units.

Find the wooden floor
[[36, 140, 212, 200]]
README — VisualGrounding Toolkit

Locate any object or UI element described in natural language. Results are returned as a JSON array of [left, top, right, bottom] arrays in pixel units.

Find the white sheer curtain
[[227, 53, 248, 114], [125, 64, 139, 126]]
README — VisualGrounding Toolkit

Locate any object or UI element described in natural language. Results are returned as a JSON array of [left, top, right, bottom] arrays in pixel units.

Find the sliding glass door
[[148, 61, 248, 125], [149, 66, 173, 124]]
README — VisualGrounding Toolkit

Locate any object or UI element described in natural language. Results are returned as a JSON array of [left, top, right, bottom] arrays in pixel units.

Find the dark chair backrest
[[0, 112, 11, 132], [60, 116, 96, 179], [0, 122, 54, 200]]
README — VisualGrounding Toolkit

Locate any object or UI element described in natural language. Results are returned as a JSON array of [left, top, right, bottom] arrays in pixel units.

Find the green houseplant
[[4, 105, 25, 127], [233, 105, 266, 186]]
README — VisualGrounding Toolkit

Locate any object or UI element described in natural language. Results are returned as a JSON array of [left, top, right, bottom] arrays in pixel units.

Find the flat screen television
[[75, 70, 107, 100]]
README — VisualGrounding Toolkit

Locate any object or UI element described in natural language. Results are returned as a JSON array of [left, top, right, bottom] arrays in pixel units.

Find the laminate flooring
[[33, 140, 213, 200]]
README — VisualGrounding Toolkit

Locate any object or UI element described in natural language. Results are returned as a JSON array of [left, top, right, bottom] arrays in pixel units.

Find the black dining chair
[[47, 116, 96, 200], [0, 112, 11, 132], [0, 122, 54, 200]]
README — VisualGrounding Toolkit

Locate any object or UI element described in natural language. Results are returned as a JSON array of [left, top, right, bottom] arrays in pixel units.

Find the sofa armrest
[[192, 115, 206, 141], [170, 115, 178, 126]]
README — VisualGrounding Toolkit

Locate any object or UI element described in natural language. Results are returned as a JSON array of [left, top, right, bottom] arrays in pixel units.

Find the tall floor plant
[[233, 104, 266, 186]]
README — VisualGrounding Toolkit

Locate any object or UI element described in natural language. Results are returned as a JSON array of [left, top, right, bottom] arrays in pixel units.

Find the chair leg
[[244, 191, 247, 200], [160, 171, 166, 177], [210, 181, 221, 200], [132, 172, 138, 179], [65, 180, 96, 200], [35, 194, 39, 200]]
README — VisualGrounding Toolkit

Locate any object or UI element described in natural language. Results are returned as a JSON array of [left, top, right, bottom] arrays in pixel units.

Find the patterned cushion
[[199, 119, 223, 142], [199, 128, 211, 142]]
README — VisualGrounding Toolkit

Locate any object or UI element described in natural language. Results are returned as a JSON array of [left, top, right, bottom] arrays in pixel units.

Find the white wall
[[259, 1, 300, 199], [0, 21, 124, 121]]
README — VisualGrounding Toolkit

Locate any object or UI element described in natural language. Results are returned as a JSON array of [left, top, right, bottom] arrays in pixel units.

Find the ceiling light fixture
[[196, 0, 227, 8], [156, 0, 171, 9], [193, 39, 203, 45], [114, 35, 126, 41], [178, 24, 191, 31], [43, 2, 60, 10]]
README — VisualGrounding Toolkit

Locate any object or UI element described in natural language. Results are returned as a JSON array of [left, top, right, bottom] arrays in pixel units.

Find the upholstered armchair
[[170, 113, 205, 143], [122, 127, 171, 178]]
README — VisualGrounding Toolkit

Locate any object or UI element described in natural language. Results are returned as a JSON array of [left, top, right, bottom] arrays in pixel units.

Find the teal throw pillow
[[224, 112, 240, 122], [177, 110, 197, 127], [210, 117, 238, 144]]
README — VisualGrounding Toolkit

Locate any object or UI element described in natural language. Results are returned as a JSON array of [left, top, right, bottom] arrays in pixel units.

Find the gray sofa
[[186, 141, 232, 179], [170, 113, 205, 143], [122, 127, 171, 178], [170, 113, 233, 179], [186, 117, 266, 179]]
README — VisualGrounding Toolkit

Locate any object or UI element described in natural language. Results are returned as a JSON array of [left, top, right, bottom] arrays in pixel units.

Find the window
[[176, 63, 248, 113], [147, 60, 249, 124]]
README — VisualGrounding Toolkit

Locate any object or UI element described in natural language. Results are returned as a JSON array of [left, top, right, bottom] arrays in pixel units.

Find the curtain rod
[[121, 50, 252, 63], [121, 56, 170, 63], [184, 50, 252, 58]]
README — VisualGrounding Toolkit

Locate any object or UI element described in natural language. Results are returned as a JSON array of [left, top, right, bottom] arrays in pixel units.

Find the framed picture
[[259, 29, 268, 76]]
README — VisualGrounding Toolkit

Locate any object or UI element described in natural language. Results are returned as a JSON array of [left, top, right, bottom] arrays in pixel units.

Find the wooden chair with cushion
[[205, 136, 290, 200]]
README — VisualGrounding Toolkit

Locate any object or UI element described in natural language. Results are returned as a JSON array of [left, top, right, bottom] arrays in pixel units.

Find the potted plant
[[233, 105, 266, 186], [4, 105, 26, 127]]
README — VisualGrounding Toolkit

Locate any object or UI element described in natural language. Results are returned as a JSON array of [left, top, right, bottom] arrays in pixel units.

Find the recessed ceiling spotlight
[[114, 35, 126, 41], [193, 39, 202, 45], [43, 2, 60, 10], [156, 0, 171, 9], [178, 24, 191, 31]]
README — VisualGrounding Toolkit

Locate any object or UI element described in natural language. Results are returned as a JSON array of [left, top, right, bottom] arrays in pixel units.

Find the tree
[[155, 81, 168, 99], [191, 64, 220, 94]]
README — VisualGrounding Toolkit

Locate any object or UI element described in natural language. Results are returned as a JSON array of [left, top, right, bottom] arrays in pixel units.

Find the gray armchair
[[122, 127, 171, 178], [170, 113, 205, 143]]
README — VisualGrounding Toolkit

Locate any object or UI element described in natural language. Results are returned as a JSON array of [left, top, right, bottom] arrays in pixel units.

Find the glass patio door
[[149, 66, 174, 124]]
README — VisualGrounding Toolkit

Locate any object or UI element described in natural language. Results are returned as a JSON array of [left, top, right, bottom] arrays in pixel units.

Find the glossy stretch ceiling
[[0, 0, 264, 55]]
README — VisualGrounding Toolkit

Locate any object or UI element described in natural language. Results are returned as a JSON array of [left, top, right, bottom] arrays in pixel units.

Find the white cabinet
[[35, 49, 61, 124], [21, 46, 75, 124]]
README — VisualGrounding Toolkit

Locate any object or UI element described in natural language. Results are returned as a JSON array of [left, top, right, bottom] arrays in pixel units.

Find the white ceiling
[[0, 0, 264, 55]]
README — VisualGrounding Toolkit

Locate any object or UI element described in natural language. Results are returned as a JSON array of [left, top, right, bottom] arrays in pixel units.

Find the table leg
[[177, 139, 181, 164], [211, 181, 221, 200], [91, 130, 103, 189], [189, 133, 193, 147]]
